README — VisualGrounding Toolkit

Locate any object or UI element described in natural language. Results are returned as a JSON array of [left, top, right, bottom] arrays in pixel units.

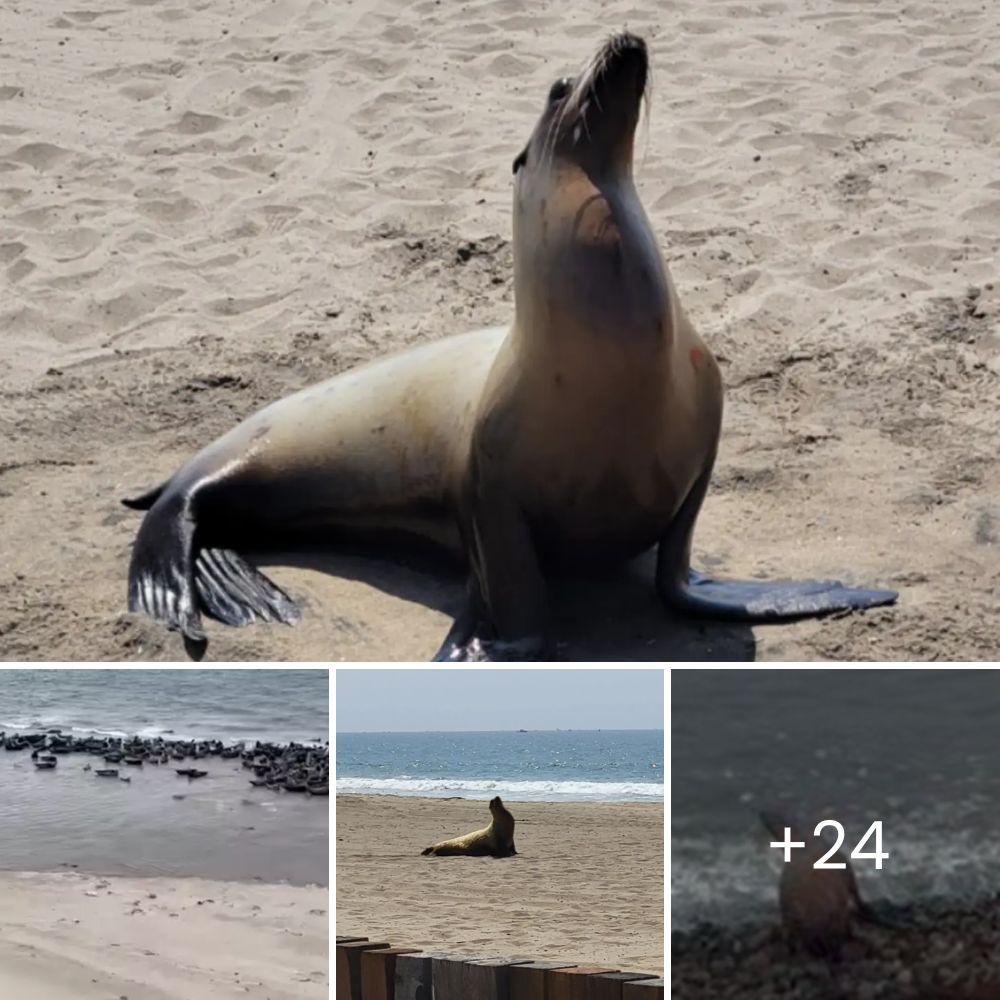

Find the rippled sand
[[1, 0, 998, 659]]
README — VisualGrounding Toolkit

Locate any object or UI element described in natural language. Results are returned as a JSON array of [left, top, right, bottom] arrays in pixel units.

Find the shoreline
[[0, 869, 328, 1000], [336, 793, 664, 975], [672, 895, 1000, 999], [1, 862, 328, 888]]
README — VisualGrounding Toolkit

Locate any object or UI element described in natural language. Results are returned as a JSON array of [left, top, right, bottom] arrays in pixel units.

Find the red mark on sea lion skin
[[690, 348, 705, 368]]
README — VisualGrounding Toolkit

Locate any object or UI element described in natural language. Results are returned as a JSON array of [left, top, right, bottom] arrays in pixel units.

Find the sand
[[1, 0, 998, 661], [335, 794, 664, 975], [0, 870, 328, 1000]]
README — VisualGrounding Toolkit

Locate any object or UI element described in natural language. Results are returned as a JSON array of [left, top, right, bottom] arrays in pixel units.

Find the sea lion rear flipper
[[127, 489, 205, 646], [121, 482, 167, 511], [127, 487, 300, 656], [194, 547, 301, 630], [656, 467, 897, 621]]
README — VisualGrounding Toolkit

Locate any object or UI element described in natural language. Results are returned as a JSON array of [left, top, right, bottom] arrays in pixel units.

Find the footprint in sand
[[4, 142, 73, 171], [240, 85, 300, 108], [175, 111, 226, 135], [135, 194, 202, 223]]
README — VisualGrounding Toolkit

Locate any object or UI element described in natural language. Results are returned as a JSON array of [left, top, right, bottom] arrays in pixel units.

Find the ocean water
[[0, 668, 328, 744], [672, 669, 1000, 929], [0, 669, 329, 885], [336, 729, 664, 801]]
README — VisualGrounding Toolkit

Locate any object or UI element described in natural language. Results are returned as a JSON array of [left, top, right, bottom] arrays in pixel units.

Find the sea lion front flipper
[[678, 570, 897, 619], [656, 466, 898, 622], [433, 459, 550, 661]]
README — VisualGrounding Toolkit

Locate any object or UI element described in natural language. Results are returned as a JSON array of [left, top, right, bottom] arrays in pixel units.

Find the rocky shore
[[672, 896, 1000, 1000], [0, 730, 328, 795]]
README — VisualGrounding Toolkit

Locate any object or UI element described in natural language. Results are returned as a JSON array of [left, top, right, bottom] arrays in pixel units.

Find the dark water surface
[[672, 669, 1000, 928]]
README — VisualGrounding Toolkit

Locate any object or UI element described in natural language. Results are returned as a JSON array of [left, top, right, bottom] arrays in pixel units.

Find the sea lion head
[[511, 33, 668, 342], [512, 32, 647, 183]]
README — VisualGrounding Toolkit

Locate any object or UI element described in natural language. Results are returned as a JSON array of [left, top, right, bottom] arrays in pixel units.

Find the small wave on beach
[[337, 775, 663, 801]]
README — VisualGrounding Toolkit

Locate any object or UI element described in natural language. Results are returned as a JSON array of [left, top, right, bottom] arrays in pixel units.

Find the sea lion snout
[[592, 32, 648, 103]]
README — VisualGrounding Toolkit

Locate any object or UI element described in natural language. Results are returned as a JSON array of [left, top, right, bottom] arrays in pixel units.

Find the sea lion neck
[[511, 167, 674, 354]]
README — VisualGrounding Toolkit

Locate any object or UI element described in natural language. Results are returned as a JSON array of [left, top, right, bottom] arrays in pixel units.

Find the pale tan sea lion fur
[[421, 796, 517, 858]]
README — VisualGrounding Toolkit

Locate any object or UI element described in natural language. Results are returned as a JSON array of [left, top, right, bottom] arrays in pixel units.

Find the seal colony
[[421, 796, 517, 857], [0, 730, 328, 795], [124, 31, 897, 661]]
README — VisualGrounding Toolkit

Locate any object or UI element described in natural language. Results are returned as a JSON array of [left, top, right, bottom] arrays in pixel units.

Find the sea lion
[[760, 809, 875, 957], [123, 32, 896, 661], [421, 796, 517, 858]]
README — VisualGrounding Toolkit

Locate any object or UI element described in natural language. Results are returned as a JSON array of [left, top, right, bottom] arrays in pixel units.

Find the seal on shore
[[760, 809, 874, 957], [123, 32, 896, 661], [421, 796, 517, 858]]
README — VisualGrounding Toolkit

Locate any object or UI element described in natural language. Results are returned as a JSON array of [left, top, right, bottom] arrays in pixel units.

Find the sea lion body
[[161, 327, 505, 548], [124, 32, 895, 660], [421, 796, 517, 858], [761, 810, 867, 957]]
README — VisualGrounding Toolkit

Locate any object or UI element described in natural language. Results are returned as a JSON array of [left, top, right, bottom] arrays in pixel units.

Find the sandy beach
[[2, 0, 998, 660], [335, 794, 664, 975], [0, 673, 330, 998], [0, 870, 327, 1000]]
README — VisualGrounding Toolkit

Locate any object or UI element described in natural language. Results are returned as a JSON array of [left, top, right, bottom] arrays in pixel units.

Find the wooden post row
[[337, 939, 664, 1000]]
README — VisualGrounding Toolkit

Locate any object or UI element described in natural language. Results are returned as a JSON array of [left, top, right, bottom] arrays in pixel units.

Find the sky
[[335, 669, 663, 732]]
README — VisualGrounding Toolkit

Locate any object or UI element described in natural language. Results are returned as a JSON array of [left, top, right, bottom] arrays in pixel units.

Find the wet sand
[[0, 870, 328, 1000], [336, 794, 664, 974]]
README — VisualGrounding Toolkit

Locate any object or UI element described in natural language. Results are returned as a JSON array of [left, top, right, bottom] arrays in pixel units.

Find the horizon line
[[336, 727, 664, 734]]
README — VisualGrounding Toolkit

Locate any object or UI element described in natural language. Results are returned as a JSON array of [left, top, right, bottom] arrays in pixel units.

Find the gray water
[[672, 669, 1000, 928], [0, 669, 329, 885], [0, 668, 328, 743]]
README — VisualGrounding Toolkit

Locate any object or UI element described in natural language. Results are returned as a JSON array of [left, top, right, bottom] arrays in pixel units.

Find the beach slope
[[0, 871, 328, 1000]]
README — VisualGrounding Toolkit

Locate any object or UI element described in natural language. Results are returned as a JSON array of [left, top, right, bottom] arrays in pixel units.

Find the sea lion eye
[[512, 145, 528, 175], [548, 77, 572, 103]]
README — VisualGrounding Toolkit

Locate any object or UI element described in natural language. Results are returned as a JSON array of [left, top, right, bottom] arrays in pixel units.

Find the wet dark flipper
[[126, 483, 300, 656], [657, 464, 898, 623], [195, 547, 300, 628], [126, 489, 204, 642]]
